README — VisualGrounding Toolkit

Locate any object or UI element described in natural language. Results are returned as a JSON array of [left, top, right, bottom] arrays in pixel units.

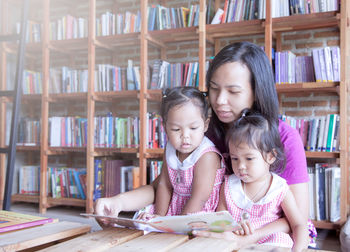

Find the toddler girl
[[216, 109, 308, 251], [150, 86, 226, 216]]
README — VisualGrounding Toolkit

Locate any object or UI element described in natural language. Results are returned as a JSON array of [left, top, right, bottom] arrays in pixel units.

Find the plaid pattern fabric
[[166, 146, 226, 216], [224, 174, 293, 248]]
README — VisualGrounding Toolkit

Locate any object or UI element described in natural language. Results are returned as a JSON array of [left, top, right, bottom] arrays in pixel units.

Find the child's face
[[165, 101, 208, 160], [228, 141, 275, 183]]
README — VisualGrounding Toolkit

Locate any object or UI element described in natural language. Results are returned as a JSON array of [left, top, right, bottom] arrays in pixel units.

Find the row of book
[[23, 44, 339, 95], [47, 113, 166, 149], [274, 46, 340, 84], [280, 114, 340, 152], [17, 119, 40, 146], [18, 165, 87, 200], [93, 159, 138, 200], [50, 67, 88, 94], [308, 163, 340, 222], [49, 15, 88, 40], [273, 0, 339, 17], [212, 0, 263, 24], [94, 114, 140, 148], [49, 167, 87, 199], [148, 160, 163, 184], [15, 21, 41, 43], [96, 10, 141, 36], [95, 60, 140, 92], [149, 60, 209, 89], [22, 70, 42, 94], [147, 113, 166, 149]]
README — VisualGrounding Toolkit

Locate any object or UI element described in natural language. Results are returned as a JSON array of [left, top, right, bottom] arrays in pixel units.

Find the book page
[[82, 211, 240, 235]]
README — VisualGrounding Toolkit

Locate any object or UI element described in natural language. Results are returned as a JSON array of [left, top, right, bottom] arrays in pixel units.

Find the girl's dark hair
[[225, 109, 285, 173], [206, 41, 279, 142], [160, 86, 209, 124]]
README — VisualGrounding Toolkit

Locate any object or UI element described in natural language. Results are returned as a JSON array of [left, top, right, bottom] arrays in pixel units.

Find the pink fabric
[[166, 146, 226, 215], [278, 120, 309, 185], [224, 174, 293, 248]]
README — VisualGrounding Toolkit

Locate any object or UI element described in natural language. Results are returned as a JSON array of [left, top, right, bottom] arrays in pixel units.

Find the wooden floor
[[10, 202, 341, 251]]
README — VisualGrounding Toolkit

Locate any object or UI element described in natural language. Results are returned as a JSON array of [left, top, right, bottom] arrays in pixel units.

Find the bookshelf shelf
[[49, 93, 88, 103], [312, 220, 341, 230], [16, 145, 40, 152], [94, 90, 138, 102], [11, 194, 39, 203], [47, 197, 85, 207], [94, 147, 138, 156], [49, 38, 89, 52], [305, 151, 339, 159], [149, 27, 199, 43], [146, 90, 162, 102], [272, 11, 339, 32], [275, 82, 339, 93], [97, 33, 141, 47], [206, 19, 265, 38], [47, 147, 87, 155]]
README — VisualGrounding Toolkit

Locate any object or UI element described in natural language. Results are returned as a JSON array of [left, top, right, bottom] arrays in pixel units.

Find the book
[[0, 210, 56, 233], [81, 211, 240, 235]]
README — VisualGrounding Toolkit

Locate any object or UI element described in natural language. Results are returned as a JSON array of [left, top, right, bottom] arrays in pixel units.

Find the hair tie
[[201, 91, 208, 97]]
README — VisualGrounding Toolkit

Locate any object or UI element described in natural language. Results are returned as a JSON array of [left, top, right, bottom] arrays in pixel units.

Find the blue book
[[73, 169, 86, 200]]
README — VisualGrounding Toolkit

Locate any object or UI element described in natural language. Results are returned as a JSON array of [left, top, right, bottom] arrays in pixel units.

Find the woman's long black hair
[[206, 41, 279, 143]]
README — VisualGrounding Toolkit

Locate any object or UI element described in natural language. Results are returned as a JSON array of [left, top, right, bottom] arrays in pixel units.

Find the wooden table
[[38, 227, 335, 252], [0, 221, 91, 251]]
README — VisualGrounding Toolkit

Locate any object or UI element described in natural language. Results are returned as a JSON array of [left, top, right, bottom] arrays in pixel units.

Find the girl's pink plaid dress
[[224, 173, 293, 248], [165, 136, 226, 215]]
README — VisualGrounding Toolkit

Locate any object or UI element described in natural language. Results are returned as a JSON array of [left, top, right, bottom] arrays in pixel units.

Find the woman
[[95, 41, 314, 249]]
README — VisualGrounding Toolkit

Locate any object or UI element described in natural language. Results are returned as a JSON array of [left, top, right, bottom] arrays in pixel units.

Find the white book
[[310, 118, 320, 151], [318, 48, 327, 82], [49, 117, 61, 147], [211, 8, 224, 24], [331, 46, 340, 82], [316, 116, 326, 151], [321, 114, 330, 151], [308, 167, 315, 220], [329, 167, 341, 222], [312, 49, 322, 82], [324, 47, 334, 82]]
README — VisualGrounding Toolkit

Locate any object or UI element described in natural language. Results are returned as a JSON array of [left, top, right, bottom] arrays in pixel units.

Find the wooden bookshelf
[[0, 0, 348, 231]]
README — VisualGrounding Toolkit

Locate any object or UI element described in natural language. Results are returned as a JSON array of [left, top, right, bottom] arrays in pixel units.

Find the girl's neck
[[242, 172, 272, 203], [176, 150, 190, 163]]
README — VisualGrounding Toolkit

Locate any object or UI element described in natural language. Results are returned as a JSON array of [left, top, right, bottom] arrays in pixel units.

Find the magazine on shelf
[[81, 211, 240, 235]]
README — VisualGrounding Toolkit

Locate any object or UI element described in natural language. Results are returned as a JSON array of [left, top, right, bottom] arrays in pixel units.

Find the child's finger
[[240, 221, 250, 235], [246, 221, 254, 235]]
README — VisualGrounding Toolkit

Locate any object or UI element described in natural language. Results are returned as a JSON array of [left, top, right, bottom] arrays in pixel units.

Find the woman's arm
[[281, 188, 309, 251], [154, 161, 173, 215], [181, 152, 221, 214]]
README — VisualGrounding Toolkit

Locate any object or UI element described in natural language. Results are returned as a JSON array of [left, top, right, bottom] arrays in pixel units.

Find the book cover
[[0, 211, 56, 234], [81, 211, 240, 235]]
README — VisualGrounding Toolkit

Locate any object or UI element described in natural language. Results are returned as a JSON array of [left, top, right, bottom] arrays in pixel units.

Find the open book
[[81, 211, 240, 235]]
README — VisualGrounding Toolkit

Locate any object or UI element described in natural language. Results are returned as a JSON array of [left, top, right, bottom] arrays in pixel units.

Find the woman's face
[[209, 61, 254, 124]]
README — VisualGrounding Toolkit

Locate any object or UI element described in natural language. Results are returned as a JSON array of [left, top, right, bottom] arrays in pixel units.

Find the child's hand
[[234, 219, 254, 236], [136, 212, 159, 221], [94, 197, 122, 227]]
